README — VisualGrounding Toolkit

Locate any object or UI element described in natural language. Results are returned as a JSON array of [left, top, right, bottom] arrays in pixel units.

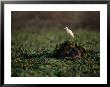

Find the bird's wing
[[69, 30, 74, 38], [69, 30, 74, 35]]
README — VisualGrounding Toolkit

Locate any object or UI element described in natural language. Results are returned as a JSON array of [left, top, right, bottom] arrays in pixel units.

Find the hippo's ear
[[75, 44, 77, 46]]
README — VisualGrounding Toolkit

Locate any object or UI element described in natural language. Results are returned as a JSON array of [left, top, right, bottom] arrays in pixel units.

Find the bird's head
[[64, 27, 68, 30]]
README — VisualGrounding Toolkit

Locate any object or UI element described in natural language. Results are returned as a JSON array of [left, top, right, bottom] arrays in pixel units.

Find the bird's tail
[[72, 35, 74, 39]]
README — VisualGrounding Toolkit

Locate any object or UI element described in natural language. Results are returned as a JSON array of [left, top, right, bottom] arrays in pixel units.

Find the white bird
[[64, 27, 74, 39]]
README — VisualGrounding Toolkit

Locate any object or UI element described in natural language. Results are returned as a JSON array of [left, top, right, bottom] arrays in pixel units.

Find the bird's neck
[[66, 29, 69, 31]]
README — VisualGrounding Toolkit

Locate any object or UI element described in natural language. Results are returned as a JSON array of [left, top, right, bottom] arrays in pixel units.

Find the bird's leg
[[65, 34, 70, 41]]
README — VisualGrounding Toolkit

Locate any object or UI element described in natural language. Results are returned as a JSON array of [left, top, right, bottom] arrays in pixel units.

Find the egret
[[64, 27, 74, 39]]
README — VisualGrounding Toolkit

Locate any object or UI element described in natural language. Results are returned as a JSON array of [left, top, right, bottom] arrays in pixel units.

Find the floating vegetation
[[11, 29, 100, 77]]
